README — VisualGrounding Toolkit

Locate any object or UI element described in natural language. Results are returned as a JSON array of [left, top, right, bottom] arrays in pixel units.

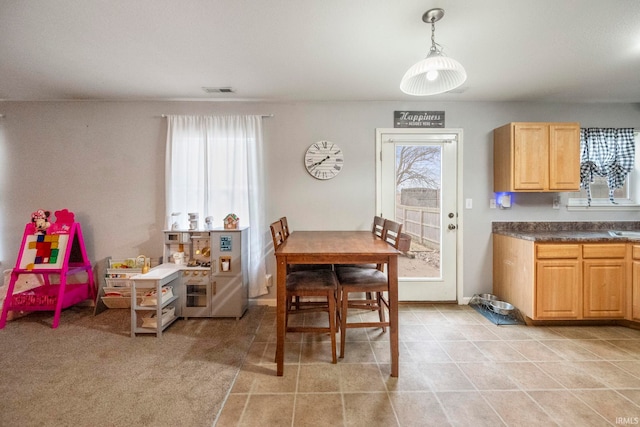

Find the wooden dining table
[[274, 230, 400, 377]]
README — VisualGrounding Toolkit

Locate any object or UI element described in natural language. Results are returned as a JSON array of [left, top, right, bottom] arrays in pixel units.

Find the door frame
[[375, 128, 464, 303]]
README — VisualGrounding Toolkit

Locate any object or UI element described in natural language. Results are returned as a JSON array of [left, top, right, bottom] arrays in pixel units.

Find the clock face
[[305, 141, 344, 180]]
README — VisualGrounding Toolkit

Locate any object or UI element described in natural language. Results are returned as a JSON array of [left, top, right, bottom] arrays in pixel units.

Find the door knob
[[448, 224, 457, 230]]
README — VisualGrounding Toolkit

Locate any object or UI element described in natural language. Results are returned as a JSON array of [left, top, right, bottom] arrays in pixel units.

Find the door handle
[[448, 224, 457, 230]]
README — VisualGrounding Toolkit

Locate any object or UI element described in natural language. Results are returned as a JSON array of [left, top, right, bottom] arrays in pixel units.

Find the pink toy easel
[[0, 209, 95, 329]]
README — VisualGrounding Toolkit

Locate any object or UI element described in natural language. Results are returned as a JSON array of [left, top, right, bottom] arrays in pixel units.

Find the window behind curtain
[[165, 115, 267, 297], [569, 132, 639, 205]]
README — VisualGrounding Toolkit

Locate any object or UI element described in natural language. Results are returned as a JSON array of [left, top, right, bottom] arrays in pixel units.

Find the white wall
[[1, 100, 638, 301]]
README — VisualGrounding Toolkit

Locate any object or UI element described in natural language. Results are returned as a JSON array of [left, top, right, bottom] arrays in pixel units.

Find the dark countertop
[[492, 222, 640, 243]]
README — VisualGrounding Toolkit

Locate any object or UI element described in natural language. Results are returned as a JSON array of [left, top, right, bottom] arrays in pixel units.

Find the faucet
[[137, 255, 150, 274]]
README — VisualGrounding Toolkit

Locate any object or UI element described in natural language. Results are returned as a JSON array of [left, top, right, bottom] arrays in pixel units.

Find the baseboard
[[250, 298, 470, 307], [250, 298, 276, 307]]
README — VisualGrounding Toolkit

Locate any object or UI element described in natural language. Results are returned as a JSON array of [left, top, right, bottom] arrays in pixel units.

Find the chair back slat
[[270, 220, 286, 251], [280, 216, 290, 239], [372, 216, 385, 238], [382, 220, 403, 249]]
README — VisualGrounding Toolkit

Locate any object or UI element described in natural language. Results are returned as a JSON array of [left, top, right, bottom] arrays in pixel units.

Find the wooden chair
[[279, 216, 331, 271], [381, 219, 402, 248], [335, 219, 402, 358], [372, 215, 385, 238], [342, 215, 386, 270], [278, 216, 332, 312], [270, 220, 338, 363]]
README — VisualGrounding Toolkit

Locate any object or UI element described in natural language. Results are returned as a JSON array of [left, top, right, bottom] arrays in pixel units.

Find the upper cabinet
[[493, 122, 580, 192]]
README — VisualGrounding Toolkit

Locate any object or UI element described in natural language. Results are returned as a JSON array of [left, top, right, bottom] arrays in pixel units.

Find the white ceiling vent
[[202, 87, 236, 94]]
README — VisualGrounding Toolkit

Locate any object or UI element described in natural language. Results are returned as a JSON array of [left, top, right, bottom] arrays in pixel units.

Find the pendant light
[[400, 8, 467, 96]]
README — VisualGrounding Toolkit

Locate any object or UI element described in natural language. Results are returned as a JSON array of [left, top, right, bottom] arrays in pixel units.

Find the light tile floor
[[215, 304, 640, 426]]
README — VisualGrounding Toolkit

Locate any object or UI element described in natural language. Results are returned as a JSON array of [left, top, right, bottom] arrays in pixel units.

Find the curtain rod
[[161, 114, 273, 118]]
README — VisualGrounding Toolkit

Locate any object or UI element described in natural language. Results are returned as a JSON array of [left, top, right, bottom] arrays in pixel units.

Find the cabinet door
[[633, 260, 640, 321], [583, 259, 626, 318], [536, 260, 581, 319], [549, 124, 580, 190], [513, 123, 548, 190]]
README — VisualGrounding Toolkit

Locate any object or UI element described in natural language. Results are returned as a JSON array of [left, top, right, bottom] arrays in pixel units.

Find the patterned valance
[[579, 128, 635, 205]]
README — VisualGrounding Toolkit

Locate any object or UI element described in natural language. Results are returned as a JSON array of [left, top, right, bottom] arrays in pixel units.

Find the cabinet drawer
[[633, 245, 640, 260], [583, 244, 626, 259], [536, 244, 580, 259]]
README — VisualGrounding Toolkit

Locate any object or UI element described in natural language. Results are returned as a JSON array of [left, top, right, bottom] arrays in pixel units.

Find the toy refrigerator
[[210, 226, 248, 319]]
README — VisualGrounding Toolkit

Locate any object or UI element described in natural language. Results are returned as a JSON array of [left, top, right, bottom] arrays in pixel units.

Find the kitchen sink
[[608, 230, 640, 238]]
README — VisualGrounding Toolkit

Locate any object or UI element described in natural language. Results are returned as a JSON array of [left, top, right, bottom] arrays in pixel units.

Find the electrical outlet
[[490, 199, 496, 209], [553, 197, 560, 209]]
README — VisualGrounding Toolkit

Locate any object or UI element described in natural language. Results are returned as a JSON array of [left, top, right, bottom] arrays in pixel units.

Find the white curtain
[[165, 115, 267, 297]]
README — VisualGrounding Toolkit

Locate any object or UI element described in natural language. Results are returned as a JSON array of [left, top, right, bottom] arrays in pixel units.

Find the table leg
[[276, 257, 287, 376], [388, 255, 399, 377]]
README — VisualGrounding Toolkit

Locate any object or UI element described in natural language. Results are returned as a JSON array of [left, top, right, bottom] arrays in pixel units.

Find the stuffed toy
[[31, 209, 51, 234]]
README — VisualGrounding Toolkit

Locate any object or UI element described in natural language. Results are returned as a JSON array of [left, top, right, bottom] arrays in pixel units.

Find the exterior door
[[376, 128, 460, 301]]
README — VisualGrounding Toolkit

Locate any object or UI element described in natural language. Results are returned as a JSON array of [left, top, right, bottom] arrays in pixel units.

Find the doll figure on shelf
[[31, 209, 51, 235]]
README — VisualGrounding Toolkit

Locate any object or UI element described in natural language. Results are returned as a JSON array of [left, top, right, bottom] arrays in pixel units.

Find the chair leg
[[340, 288, 348, 358], [328, 292, 337, 364], [365, 292, 373, 306], [377, 292, 387, 333], [335, 288, 341, 333]]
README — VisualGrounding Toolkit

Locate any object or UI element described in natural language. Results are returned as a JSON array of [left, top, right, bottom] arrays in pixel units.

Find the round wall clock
[[304, 141, 344, 180]]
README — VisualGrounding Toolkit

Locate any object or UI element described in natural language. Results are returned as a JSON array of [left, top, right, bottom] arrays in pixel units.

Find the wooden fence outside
[[395, 204, 441, 249]]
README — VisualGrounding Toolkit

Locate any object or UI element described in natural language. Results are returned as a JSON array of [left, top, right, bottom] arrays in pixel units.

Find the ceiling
[[1, 0, 640, 103]]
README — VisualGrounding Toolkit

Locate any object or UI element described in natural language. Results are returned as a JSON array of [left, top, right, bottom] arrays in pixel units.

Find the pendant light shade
[[400, 8, 467, 96]]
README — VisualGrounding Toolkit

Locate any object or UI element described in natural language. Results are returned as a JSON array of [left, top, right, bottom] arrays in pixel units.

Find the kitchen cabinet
[[493, 235, 629, 321], [582, 244, 626, 318], [536, 244, 581, 319], [632, 245, 640, 321], [493, 122, 580, 192]]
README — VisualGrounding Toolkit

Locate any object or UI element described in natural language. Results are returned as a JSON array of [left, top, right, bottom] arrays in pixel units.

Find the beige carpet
[[0, 305, 265, 427]]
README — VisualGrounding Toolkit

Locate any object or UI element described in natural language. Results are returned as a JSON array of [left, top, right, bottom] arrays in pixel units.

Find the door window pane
[[395, 145, 441, 279]]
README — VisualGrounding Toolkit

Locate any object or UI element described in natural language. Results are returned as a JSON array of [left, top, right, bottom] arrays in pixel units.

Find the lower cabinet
[[632, 245, 640, 321], [582, 244, 626, 318], [494, 235, 630, 322], [536, 259, 581, 319]]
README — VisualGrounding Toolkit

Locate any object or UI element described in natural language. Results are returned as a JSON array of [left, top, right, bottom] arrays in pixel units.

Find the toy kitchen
[[163, 226, 248, 319]]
